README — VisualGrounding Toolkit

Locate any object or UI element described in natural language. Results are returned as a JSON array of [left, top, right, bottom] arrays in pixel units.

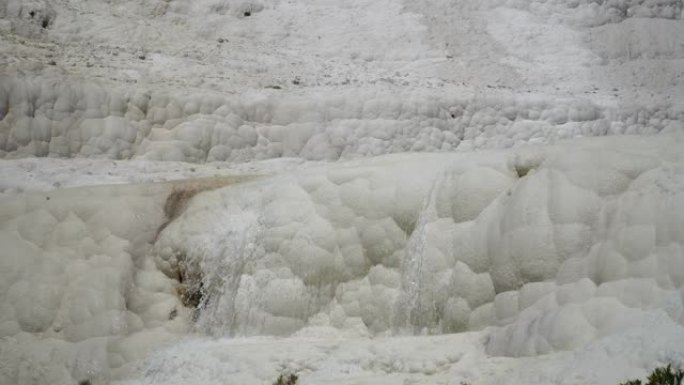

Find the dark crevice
[[515, 164, 533, 178]]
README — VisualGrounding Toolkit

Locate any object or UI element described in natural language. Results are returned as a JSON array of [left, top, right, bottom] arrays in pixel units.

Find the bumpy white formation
[[0, 183, 187, 384], [3, 133, 683, 383], [2, 0, 684, 383], [2, 76, 683, 162], [153, 133, 684, 354]]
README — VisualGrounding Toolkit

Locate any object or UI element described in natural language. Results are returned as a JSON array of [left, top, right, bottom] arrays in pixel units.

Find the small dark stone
[[292, 77, 301, 85], [29, 11, 36, 18], [243, 11, 251, 17], [46, 196, 50, 200], [138, 55, 146, 60], [48, 60, 56, 66], [217, 38, 225, 43], [169, 308, 178, 320], [78, 380, 91, 385], [41, 18, 49, 28]]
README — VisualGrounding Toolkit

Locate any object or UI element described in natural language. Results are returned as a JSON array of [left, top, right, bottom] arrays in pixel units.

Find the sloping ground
[[2, 0, 682, 100], [2, 0, 682, 98]]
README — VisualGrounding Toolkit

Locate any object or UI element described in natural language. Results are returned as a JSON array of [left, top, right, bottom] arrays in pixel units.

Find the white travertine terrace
[[1, 0, 684, 384], [1, 77, 682, 162], [2, 134, 683, 383]]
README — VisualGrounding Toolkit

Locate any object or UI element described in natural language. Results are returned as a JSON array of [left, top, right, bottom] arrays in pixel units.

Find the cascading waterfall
[[393, 171, 445, 334], [193, 209, 265, 336]]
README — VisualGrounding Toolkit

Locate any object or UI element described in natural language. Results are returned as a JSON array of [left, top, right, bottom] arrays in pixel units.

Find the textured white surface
[[2, 134, 683, 384], [151, 135, 684, 345], [1, 0, 684, 384], [113, 313, 684, 385], [0, 182, 181, 384], [1, 76, 682, 162]]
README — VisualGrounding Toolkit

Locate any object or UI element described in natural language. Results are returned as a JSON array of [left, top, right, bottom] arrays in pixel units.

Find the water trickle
[[193, 209, 264, 336], [393, 171, 445, 334]]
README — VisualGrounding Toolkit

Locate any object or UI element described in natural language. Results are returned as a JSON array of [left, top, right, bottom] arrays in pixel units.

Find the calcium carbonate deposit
[[1, 0, 683, 384]]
